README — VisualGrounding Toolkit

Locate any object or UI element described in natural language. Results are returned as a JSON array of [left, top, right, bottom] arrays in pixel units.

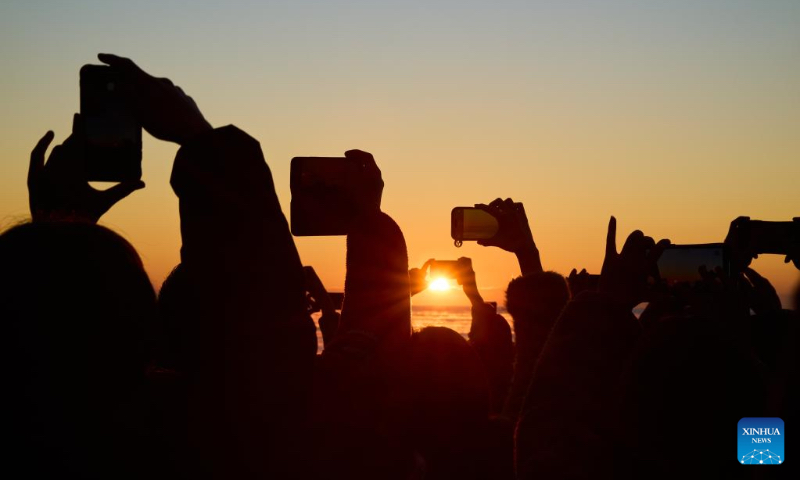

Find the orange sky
[[1, 1, 798, 306]]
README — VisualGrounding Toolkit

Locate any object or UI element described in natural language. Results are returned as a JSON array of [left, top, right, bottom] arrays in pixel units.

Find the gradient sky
[[1, 0, 798, 306]]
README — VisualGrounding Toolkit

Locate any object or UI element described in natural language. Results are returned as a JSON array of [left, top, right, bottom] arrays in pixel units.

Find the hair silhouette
[[2, 221, 157, 478]]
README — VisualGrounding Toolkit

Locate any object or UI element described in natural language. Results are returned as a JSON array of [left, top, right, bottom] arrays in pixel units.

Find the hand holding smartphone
[[725, 217, 800, 270]]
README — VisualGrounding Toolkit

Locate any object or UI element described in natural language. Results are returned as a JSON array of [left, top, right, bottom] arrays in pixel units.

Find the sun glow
[[428, 277, 452, 292]]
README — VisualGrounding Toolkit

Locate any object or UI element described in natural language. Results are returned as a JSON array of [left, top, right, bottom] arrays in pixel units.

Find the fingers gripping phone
[[80, 65, 142, 182]]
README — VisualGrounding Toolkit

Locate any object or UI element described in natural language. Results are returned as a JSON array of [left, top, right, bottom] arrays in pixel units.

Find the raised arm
[[475, 198, 542, 276]]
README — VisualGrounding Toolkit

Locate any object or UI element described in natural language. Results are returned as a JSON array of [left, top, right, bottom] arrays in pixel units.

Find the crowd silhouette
[[2, 54, 797, 479]]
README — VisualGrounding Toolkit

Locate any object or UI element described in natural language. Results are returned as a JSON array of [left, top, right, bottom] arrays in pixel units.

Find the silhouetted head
[[393, 327, 490, 455], [1, 221, 156, 410], [1, 221, 156, 476], [505, 271, 570, 347]]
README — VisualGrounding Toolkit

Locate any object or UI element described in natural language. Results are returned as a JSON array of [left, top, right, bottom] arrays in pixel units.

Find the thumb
[[743, 267, 771, 288], [98, 53, 145, 77], [605, 216, 617, 258]]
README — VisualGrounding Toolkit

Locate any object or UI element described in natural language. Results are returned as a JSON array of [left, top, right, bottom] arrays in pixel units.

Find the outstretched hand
[[783, 243, 800, 271], [476, 198, 542, 275], [743, 267, 782, 316], [724, 216, 756, 272], [408, 259, 433, 296], [599, 216, 670, 310], [28, 114, 144, 223], [456, 257, 484, 306], [97, 53, 212, 145], [343, 149, 384, 214], [567, 268, 597, 296]]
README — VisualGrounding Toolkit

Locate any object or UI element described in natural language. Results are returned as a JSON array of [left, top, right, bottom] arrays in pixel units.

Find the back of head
[[505, 271, 569, 342], [399, 327, 490, 450], [2, 221, 155, 424]]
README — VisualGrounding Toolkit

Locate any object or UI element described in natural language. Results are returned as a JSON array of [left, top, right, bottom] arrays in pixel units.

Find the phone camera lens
[[107, 82, 115, 91]]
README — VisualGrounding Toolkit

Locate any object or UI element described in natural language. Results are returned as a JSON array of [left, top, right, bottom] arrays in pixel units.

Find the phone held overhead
[[80, 64, 142, 182], [290, 156, 383, 236], [451, 207, 500, 246]]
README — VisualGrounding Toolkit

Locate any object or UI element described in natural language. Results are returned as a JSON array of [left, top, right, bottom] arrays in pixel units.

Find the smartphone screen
[[80, 65, 142, 182], [290, 157, 362, 236], [430, 260, 460, 279], [451, 207, 499, 241], [656, 244, 727, 285]]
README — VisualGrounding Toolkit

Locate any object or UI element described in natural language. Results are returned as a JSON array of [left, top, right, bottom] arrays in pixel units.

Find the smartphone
[[290, 157, 380, 236], [656, 244, 728, 286], [79, 65, 142, 182], [747, 220, 800, 255], [430, 260, 462, 279], [451, 207, 499, 242]]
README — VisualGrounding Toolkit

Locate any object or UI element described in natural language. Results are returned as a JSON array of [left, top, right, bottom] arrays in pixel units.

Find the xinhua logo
[[738, 418, 784, 465]]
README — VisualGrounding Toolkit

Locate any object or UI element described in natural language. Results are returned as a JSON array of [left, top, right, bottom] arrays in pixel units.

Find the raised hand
[[97, 53, 212, 145], [567, 268, 598, 297], [455, 257, 484, 306], [476, 198, 542, 275], [743, 267, 782, 316], [28, 114, 144, 223], [724, 216, 757, 272], [408, 259, 433, 296], [599, 216, 670, 309], [343, 149, 384, 214], [783, 244, 800, 271]]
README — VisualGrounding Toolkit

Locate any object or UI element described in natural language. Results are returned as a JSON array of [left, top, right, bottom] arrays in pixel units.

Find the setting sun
[[428, 277, 452, 292]]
